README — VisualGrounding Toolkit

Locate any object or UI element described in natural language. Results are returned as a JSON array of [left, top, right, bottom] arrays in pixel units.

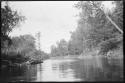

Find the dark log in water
[[30, 60, 43, 65]]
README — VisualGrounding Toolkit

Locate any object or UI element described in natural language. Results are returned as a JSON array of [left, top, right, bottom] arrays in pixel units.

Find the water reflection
[[0, 56, 123, 82], [36, 59, 81, 81], [0, 64, 38, 82]]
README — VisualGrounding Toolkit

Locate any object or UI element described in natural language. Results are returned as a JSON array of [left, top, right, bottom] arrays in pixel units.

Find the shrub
[[98, 37, 122, 55]]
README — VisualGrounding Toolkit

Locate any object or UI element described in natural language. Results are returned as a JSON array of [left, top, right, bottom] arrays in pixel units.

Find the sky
[[3, 1, 80, 53], [101, 1, 116, 14]]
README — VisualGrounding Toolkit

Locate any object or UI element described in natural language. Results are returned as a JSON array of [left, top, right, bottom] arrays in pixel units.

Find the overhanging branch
[[90, 1, 123, 34]]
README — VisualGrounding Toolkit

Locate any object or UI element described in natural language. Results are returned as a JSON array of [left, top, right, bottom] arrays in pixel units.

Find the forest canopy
[[50, 1, 123, 57]]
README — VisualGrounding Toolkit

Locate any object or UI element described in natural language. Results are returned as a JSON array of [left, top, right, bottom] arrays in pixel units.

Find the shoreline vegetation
[[50, 1, 123, 63], [1, 3, 49, 69], [1, 1, 123, 70]]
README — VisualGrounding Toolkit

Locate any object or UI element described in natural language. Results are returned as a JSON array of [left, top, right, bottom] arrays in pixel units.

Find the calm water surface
[[0, 56, 123, 82]]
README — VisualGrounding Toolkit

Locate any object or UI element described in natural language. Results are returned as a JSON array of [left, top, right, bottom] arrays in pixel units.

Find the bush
[[98, 37, 122, 55], [1, 52, 29, 63]]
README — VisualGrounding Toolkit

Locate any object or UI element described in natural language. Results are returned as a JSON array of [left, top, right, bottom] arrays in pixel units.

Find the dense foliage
[[51, 39, 68, 56], [2, 34, 43, 63], [1, 3, 49, 66], [50, 1, 123, 57], [68, 1, 123, 56], [1, 2, 25, 49]]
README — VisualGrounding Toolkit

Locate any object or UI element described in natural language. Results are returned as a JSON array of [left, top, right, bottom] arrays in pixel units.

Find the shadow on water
[[0, 65, 37, 82], [0, 56, 123, 82], [71, 57, 123, 81]]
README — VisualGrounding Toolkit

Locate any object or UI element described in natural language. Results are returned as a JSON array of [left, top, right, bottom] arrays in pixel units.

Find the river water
[[0, 56, 123, 82]]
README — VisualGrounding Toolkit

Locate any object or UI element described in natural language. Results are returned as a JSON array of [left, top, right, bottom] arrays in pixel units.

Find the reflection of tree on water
[[51, 61, 71, 78], [0, 65, 38, 82], [36, 64, 42, 81], [23, 65, 37, 81], [0, 57, 123, 82], [50, 57, 123, 81], [0, 66, 28, 82], [58, 62, 73, 78], [71, 57, 123, 81], [50, 60, 81, 81]]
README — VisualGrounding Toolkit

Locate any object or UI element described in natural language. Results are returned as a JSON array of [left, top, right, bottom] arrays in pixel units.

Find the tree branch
[[90, 1, 123, 34]]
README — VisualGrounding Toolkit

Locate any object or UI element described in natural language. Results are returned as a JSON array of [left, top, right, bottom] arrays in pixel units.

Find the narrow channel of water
[[0, 56, 123, 82]]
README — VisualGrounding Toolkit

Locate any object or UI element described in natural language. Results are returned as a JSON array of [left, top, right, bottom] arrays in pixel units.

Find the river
[[0, 56, 123, 82]]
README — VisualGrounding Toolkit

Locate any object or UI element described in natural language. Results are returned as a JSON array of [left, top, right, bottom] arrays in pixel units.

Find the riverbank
[[1, 59, 44, 70], [53, 46, 123, 60], [79, 46, 123, 60]]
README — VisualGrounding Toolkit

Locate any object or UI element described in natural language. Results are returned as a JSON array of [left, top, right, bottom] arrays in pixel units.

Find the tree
[[89, 1, 123, 34], [10, 35, 36, 56], [72, 1, 123, 55], [57, 39, 68, 56], [1, 2, 25, 49], [50, 39, 68, 56], [50, 45, 57, 56]]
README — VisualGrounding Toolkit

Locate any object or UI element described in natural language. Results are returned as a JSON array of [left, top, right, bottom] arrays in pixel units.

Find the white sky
[[5, 1, 80, 53], [101, 1, 116, 14]]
